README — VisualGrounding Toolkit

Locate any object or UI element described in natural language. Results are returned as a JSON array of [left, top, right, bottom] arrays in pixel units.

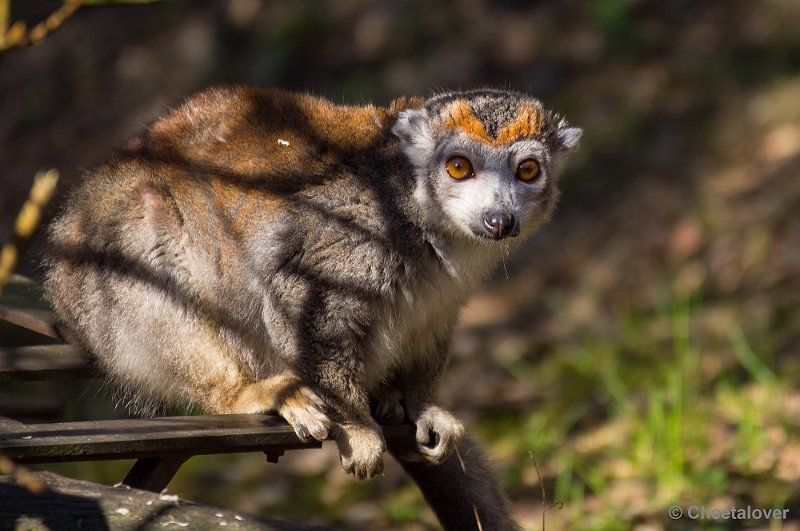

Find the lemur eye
[[516, 159, 541, 182], [445, 156, 474, 180]]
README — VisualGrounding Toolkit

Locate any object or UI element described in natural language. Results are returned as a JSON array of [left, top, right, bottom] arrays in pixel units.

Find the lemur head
[[393, 89, 581, 242]]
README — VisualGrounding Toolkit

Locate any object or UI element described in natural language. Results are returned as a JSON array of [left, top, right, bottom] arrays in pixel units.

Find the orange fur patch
[[495, 103, 545, 144], [442, 101, 493, 144], [441, 100, 544, 145]]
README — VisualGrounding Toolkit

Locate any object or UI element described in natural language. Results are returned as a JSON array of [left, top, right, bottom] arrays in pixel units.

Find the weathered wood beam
[[0, 304, 75, 343], [0, 414, 414, 464], [0, 470, 333, 530], [0, 414, 321, 462], [0, 275, 77, 343], [0, 344, 96, 381]]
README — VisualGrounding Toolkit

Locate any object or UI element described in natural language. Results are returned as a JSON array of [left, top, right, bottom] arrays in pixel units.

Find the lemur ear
[[393, 108, 436, 167], [554, 121, 582, 152], [392, 108, 431, 143]]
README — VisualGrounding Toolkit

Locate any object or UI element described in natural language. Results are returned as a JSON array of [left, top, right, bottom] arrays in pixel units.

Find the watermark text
[[669, 505, 789, 521]]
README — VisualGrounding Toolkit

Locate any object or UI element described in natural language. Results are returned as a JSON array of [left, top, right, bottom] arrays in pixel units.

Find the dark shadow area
[[0, 480, 111, 531]]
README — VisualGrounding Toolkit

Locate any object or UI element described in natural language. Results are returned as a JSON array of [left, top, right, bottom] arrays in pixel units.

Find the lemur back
[[44, 86, 580, 530]]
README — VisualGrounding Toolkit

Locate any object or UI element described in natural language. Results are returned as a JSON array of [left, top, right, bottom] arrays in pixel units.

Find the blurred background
[[1, 0, 799, 529]]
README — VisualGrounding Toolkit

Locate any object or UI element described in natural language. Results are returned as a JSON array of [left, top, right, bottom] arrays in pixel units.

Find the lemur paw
[[231, 376, 331, 442], [402, 405, 464, 464], [335, 423, 386, 480], [278, 385, 331, 442]]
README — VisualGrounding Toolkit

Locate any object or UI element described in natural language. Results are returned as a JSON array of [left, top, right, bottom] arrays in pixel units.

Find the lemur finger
[[416, 441, 450, 464], [307, 417, 330, 440], [282, 411, 311, 442], [335, 423, 386, 480], [300, 387, 327, 410], [296, 424, 311, 441], [415, 421, 433, 446]]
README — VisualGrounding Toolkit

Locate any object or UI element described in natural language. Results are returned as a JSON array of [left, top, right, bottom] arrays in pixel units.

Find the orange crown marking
[[495, 104, 545, 144], [441, 100, 545, 146], [442, 100, 493, 144]]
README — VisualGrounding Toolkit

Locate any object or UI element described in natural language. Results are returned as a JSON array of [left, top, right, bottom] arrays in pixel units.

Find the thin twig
[[530, 452, 547, 530], [80, 0, 177, 4], [0, 169, 59, 295], [529, 451, 564, 530], [0, 0, 179, 52], [29, 0, 82, 45], [0, 0, 8, 48], [0, 0, 82, 50]]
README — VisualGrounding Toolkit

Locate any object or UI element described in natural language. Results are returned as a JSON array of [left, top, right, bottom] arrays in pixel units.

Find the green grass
[[486, 288, 798, 530]]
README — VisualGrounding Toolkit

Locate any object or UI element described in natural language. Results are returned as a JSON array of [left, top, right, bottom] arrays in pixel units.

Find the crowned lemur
[[44, 87, 581, 530]]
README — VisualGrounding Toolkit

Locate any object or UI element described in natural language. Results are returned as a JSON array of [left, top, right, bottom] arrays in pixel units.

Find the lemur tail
[[387, 434, 521, 531]]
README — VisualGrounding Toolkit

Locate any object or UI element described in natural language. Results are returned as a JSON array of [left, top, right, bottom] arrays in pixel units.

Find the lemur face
[[393, 89, 581, 241]]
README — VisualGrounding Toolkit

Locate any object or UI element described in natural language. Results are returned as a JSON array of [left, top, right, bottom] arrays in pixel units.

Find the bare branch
[[0, 169, 59, 295]]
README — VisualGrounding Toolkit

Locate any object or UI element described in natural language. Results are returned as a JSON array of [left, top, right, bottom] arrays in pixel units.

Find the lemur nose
[[483, 212, 517, 239]]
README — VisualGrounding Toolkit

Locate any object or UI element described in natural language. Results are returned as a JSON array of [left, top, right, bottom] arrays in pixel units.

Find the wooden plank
[[0, 417, 24, 431], [0, 304, 76, 343], [0, 394, 66, 421], [0, 414, 414, 464], [0, 275, 77, 342], [0, 345, 96, 382], [0, 470, 333, 530]]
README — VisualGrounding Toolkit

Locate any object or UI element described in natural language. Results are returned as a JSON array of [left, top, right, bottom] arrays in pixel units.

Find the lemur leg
[[265, 270, 387, 480], [61, 266, 333, 443], [137, 309, 333, 443], [393, 351, 465, 465], [109, 289, 331, 443], [310, 363, 386, 480]]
